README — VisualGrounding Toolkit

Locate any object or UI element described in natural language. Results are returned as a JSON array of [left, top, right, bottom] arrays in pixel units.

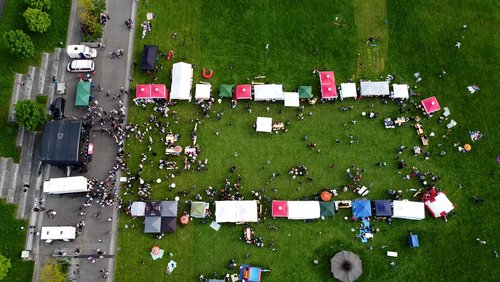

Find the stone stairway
[[1, 48, 64, 220]]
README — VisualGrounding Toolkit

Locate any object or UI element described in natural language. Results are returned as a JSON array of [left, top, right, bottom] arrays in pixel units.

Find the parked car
[[67, 60, 95, 73], [50, 97, 65, 119]]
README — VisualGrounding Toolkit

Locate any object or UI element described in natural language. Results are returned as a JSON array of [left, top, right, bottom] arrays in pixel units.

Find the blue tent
[[374, 200, 392, 217], [409, 233, 420, 248], [352, 200, 372, 218]]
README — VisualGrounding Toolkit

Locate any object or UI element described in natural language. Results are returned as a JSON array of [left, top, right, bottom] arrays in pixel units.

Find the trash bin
[[56, 82, 66, 95]]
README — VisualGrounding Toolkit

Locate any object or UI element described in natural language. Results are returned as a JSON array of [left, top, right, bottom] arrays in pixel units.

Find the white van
[[66, 45, 97, 59], [67, 60, 95, 72]]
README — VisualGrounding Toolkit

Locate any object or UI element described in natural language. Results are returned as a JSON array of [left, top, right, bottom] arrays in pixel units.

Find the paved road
[[31, 0, 136, 281]]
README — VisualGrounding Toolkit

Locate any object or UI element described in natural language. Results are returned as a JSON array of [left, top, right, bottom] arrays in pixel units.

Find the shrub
[[3, 30, 35, 58], [24, 0, 51, 11], [23, 8, 51, 33], [0, 254, 11, 280], [14, 100, 47, 131]]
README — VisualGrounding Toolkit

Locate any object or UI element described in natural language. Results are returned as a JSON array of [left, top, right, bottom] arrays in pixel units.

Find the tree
[[39, 259, 64, 282], [0, 254, 12, 281], [14, 100, 47, 131], [79, 10, 100, 35], [24, 0, 51, 11], [23, 8, 51, 33], [3, 30, 35, 58]]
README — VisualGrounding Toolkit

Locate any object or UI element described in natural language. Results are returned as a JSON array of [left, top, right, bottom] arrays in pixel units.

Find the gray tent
[[331, 251, 363, 282], [144, 216, 161, 233], [131, 202, 146, 217], [320, 201, 336, 217], [161, 217, 176, 233], [161, 201, 178, 217], [140, 45, 158, 71]]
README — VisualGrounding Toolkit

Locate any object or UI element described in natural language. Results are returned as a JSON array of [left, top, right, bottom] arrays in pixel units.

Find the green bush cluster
[[2, 30, 35, 59], [23, 8, 51, 33], [14, 100, 47, 131], [24, 0, 51, 11]]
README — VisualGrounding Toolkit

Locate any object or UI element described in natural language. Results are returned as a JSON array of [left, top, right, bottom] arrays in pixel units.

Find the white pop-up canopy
[[195, 83, 211, 100], [287, 201, 321, 220], [256, 117, 272, 133], [392, 84, 409, 99], [340, 83, 357, 100], [131, 201, 146, 216], [215, 201, 258, 223], [284, 92, 300, 107], [170, 62, 193, 101], [40, 226, 77, 240], [254, 84, 284, 101], [392, 200, 425, 220], [43, 176, 88, 194], [360, 81, 390, 96]]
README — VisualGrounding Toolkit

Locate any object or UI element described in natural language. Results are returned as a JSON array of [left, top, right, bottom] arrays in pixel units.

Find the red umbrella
[[321, 191, 332, 202]]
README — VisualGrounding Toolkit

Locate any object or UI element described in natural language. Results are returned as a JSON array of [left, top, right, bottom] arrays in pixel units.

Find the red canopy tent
[[421, 96, 441, 114], [271, 200, 288, 217], [235, 84, 252, 100], [319, 71, 337, 99], [421, 188, 455, 221], [135, 84, 169, 100]]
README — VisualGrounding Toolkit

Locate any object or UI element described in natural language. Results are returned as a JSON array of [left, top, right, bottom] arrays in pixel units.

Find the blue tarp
[[352, 200, 372, 218], [409, 233, 420, 248], [374, 200, 392, 217]]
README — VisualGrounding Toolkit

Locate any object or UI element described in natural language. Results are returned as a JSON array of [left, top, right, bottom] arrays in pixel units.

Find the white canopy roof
[[170, 62, 193, 101], [360, 81, 390, 96], [195, 83, 211, 100], [392, 84, 409, 99], [340, 83, 357, 100], [424, 192, 454, 218], [256, 117, 272, 133], [131, 201, 146, 216], [215, 201, 258, 223], [284, 92, 300, 107], [287, 201, 321, 220], [254, 84, 284, 101], [43, 176, 88, 194], [41, 226, 76, 240], [392, 200, 425, 220]]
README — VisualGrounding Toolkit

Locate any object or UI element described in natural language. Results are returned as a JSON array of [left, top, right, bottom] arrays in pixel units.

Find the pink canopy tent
[[235, 84, 252, 100], [421, 96, 441, 114], [135, 84, 169, 100], [319, 71, 337, 99], [272, 200, 288, 217], [321, 84, 337, 99], [319, 71, 335, 85]]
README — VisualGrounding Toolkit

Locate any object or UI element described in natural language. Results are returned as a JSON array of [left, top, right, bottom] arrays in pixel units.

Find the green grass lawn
[[116, 1, 499, 281], [0, 0, 71, 160], [0, 200, 34, 282]]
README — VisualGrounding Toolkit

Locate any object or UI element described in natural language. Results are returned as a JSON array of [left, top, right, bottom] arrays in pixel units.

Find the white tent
[[254, 84, 284, 101], [392, 84, 409, 100], [195, 83, 211, 100], [170, 62, 193, 101], [131, 202, 146, 216], [340, 83, 357, 100], [287, 201, 321, 220], [43, 176, 88, 194], [392, 200, 425, 220], [215, 201, 258, 223], [360, 81, 390, 97], [284, 92, 300, 107], [256, 117, 272, 133], [424, 192, 454, 219], [40, 226, 76, 241]]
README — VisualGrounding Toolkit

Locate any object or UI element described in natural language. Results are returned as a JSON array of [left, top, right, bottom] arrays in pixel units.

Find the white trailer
[[43, 176, 89, 194], [67, 45, 97, 59], [40, 226, 76, 243]]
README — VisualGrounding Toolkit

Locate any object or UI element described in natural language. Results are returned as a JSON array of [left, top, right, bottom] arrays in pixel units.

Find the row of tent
[[271, 199, 451, 221]]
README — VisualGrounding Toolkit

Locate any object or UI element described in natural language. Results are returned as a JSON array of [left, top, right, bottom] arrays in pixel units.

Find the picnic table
[[420, 136, 429, 146], [272, 122, 285, 131], [415, 123, 424, 135]]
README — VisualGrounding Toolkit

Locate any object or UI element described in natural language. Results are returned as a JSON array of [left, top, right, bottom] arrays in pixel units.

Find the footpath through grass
[[0, 200, 33, 282], [115, 1, 499, 281], [0, 0, 71, 160]]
